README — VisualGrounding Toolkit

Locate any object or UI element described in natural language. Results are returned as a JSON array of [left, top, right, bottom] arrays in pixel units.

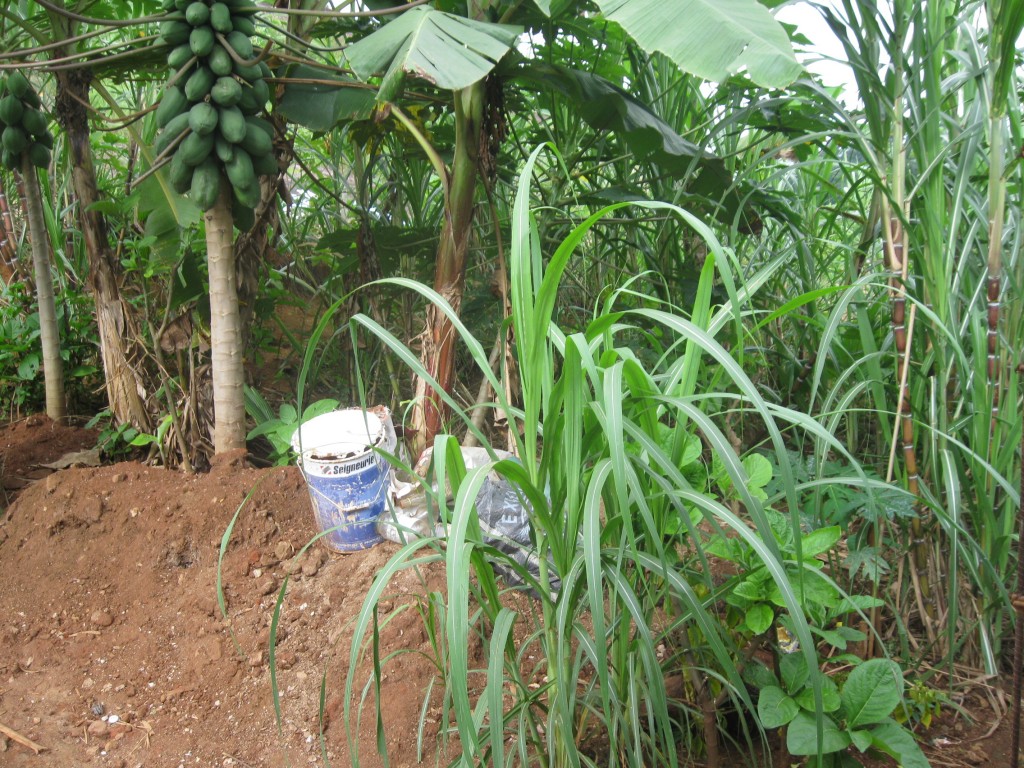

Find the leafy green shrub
[[244, 385, 339, 465], [757, 657, 928, 768], [0, 280, 100, 416], [330, 147, 902, 767]]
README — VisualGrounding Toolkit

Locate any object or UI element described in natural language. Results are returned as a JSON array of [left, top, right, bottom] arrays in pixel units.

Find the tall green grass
[[337, 146, 895, 767]]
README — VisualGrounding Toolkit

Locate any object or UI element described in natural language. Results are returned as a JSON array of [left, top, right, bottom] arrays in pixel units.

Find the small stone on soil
[[86, 719, 109, 737], [965, 747, 989, 765], [90, 610, 113, 628]]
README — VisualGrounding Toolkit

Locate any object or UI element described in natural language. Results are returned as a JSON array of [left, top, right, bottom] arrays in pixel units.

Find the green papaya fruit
[[7, 72, 30, 99], [233, 63, 261, 82], [217, 105, 246, 143], [168, 152, 193, 195], [160, 20, 191, 46], [226, 30, 253, 60], [225, 146, 254, 189], [233, 202, 254, 232], [215, 136, 235, 163], [189, 26, 216, 58], [27, 142, 50, 169], [251, 148, 278, 176], [231, 15, 255, 36], [185, 1, 210, 26], [155, 85, 188, 129], [208, 45, 233, 76], [190, 158, 221, 210], [155, 112, 191, 155], [231, 176, 260, 209], [167, 43, 194, 70], [20, 106, 48, 137], [184, 66, 216, 102], [2, 126, 28, 154], [178, 130, 215, 166], [188, 102, 219, 135], [239, 119, 272, 156], [0, 95, 25, 125], [210, 3, 233, 33], [210, 77, 242, 107]]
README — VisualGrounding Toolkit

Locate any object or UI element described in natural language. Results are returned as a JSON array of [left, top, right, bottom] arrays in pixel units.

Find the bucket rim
[[290, 408, 384, 455]]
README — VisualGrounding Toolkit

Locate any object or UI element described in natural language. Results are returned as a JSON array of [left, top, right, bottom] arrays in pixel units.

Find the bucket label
[[313, 451, 378, 475]]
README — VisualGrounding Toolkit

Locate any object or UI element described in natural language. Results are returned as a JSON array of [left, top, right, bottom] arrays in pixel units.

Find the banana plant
[[284, 0, 801, 455]]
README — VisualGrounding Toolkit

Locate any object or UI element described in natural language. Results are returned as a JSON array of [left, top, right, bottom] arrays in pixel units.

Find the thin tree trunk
[[206, 181, 246, 453], [21, 157, 66, 422], [54, 64, 150, 431], [410, 81, 485, 456], [0, 180, 17, 283]]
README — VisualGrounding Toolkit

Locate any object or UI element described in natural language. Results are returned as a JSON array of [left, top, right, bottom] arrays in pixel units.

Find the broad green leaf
[[786, 710, 850, 755], [849, 728, 873, 752], [513, 62, 730, 195], [276, 64, 376, 132], [731, 578, 766, 603], [757, 685, 798, 728], [594, 0, 802, 88], [780, 652, 808, 692], [129, 432, 157, 446], [344, 7, 522, 100], [17, 353, 39, 381], [743, 453, 773, 494], [743, 659, 779, 690], [138, 174, 200, 267], [835, 594, 885, 612], [800, 525, 842, 557], [868, 719, 930, 768], [769, 573, 839, 609], [841, 658, 903, 728], [745, 603, 774, 635], [706, 535, 744, 563], [793, 673, 841, 712], [316, 225, 440, 270], [836, 625, 867, 642], [302, 400, 340, 420], [809, 625, 865, 650]]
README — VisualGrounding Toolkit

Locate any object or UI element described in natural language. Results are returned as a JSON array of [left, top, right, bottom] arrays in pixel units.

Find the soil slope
[[0, 417, 444, 768]]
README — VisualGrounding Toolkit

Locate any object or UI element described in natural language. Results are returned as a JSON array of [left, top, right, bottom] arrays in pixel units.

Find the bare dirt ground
[[0, 416, 446, 768], [0, 416, 1018, 767]]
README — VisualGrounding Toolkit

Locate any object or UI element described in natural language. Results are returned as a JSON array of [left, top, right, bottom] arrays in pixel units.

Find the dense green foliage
[[0, 0, 1021, 765]]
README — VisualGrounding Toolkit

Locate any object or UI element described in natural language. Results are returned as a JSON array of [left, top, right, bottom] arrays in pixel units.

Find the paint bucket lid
[[290, 409, 383, 460]]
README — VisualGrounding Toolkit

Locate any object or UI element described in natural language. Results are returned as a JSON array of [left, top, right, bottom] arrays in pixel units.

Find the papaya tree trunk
[[411, 81, 485, 456], [21, 156, 66, 422], [53, 63, 151, 431], [206, 181, 246, 453]]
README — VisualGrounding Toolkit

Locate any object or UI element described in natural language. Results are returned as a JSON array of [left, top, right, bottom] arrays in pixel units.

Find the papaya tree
[[283, 0, 801, 455], [151, 0, 276, 453], [45, 2, 154, 432], [0, 72, 65, 421]]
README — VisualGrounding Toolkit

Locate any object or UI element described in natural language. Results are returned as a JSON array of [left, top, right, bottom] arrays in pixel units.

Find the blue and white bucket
[[291, 408, 396, 553]]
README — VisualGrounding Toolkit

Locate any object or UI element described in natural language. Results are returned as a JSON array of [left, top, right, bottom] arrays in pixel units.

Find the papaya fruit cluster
[[0, 72, 53, 173], [155, 0, 275, 221]]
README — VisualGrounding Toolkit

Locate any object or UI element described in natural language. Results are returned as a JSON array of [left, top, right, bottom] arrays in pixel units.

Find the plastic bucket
[[292, 409, 396, 553]]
